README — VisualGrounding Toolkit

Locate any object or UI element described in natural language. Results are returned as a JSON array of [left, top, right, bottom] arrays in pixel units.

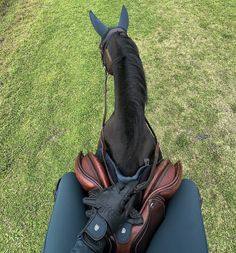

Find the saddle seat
[[75, 151, 182, 253]]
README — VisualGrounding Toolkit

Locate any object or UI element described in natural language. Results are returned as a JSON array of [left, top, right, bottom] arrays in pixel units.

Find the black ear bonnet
[[89, 5, 129, 74]]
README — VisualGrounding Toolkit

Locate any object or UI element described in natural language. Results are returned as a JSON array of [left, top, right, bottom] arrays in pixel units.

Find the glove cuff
[[78, 214, 109, 253], [84, 213, 108, 241], [80, 233, 107, 253], [115, 222, 132, 244]]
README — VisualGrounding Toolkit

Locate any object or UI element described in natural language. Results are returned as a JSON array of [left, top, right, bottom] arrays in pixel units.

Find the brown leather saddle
[[75, 138, 182, 253]]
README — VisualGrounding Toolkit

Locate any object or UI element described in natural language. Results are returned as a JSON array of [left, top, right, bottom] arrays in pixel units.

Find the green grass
[[0, 0, 235, 252]]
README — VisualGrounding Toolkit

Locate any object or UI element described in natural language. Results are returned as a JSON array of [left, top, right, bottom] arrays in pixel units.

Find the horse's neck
[[103, 114, 156, 176], [103, 75, 156, 176]]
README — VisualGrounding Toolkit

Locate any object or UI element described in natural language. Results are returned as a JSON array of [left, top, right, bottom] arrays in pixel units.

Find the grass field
[[0, 0, 235, 252]]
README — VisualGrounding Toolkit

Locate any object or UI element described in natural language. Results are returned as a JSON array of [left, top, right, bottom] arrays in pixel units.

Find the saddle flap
[[75, 152, 111, 192], [115, 195, 165, 253], [143, 159, 183, 203], [116, 160, 182, 253], [132, 196, 165, 253]]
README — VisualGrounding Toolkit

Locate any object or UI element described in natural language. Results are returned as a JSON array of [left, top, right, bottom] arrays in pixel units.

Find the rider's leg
[[42, 172, 88, 253], [146, 179, 208, 253]]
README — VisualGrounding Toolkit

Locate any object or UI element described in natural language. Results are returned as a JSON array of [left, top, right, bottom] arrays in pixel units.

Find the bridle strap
[[99, 28, 126, 75], [102, 67, 108, 127], [134, 142, 160, 193], [100, 67, 118, 185], [145, 117, 158, 143], [99, 28, 126, 52]]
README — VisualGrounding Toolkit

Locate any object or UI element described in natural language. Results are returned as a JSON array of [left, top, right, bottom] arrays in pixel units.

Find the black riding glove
[[83, 181, 142, 234], [75, 181, 143, 253], [85, 185, 143, 227]]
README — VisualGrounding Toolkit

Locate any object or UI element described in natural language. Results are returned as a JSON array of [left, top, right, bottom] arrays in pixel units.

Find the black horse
[[46, 7, 184, 253], [90, 6, 162, 179]]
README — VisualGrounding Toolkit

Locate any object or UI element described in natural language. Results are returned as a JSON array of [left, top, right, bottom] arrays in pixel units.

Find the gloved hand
[[83, 181, 143, 234]]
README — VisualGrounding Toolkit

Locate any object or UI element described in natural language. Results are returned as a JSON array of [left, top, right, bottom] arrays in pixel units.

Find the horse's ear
[[118, 5, 129, 31], [89, 10, 109, 38]]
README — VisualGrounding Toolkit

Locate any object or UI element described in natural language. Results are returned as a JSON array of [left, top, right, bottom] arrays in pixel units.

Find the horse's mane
[[111, 33, 148, 158]]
